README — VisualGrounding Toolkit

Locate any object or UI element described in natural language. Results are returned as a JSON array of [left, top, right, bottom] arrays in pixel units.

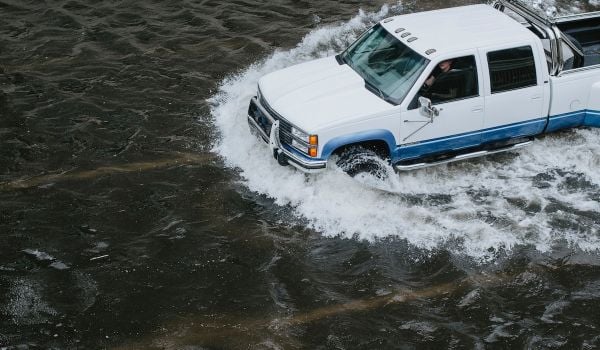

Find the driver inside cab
[[419, 59, 459, 101]]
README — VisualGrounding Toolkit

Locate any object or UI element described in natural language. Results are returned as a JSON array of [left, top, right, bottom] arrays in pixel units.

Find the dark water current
[[2, 0, 600, 349]]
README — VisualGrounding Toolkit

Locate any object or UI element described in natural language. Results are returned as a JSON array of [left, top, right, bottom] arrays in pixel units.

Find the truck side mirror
[[419, 96, 439, 120]]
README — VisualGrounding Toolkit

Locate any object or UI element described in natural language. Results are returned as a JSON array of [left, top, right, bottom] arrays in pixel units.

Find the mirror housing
[[419, 96, 439, 120]]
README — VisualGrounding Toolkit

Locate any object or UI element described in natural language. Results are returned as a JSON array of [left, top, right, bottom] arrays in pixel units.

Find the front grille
[[252, 96, 293, 146]]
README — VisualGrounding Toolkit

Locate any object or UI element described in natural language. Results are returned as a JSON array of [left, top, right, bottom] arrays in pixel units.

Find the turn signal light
[[309, 147, 318, 157], [309, 135, 318, 145]]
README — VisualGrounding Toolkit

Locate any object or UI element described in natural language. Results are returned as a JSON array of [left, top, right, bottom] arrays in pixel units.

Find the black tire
[[335, 146, 389, 179]]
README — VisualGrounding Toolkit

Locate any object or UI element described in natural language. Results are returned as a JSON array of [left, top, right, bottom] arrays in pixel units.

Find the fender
[[320, 129, 397, 159]]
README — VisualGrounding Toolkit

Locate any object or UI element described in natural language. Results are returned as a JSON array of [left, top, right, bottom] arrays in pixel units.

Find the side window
[[487, 46, 537, 93], [419, 55, 479, 105]]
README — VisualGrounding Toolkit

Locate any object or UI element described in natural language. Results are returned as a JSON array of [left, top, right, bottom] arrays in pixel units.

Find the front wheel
[[334, 146, 390, 180]]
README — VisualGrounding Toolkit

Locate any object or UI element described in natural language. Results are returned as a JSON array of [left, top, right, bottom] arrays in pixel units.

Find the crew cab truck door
[[396, 53, 485, 162], [479, 43, 548, 143]]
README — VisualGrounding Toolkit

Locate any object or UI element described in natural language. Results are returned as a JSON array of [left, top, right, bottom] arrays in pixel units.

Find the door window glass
[[418, 55, 479, 105], [487, 46, 537, 93]]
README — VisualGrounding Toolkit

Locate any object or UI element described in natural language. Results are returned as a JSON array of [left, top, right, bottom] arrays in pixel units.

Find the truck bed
[[583, 42, 600, 67], [558, 16, 600, 67]]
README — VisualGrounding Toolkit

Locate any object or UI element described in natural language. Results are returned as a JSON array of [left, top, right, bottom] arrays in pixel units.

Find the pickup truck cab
[[247, 0, 600, 173]]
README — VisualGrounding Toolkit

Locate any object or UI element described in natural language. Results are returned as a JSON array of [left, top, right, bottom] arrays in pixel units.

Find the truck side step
[[394, 140, 534, 172]]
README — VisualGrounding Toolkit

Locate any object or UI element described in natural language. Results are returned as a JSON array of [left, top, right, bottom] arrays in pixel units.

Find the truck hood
[[258, 56, 393, 132]]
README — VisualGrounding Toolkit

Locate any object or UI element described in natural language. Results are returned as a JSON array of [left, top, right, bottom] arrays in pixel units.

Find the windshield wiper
[[364, 80, 392, 104]]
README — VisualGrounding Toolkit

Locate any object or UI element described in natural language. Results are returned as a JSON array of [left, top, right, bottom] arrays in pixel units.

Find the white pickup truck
[[247, 0, 600, 173]]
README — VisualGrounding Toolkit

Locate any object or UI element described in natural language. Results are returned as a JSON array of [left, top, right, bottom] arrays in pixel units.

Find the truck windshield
[[341, 24, 429, 105]]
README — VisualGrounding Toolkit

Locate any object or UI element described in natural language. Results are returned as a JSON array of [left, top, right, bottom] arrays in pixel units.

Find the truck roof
[[380, 4, 538, 59]]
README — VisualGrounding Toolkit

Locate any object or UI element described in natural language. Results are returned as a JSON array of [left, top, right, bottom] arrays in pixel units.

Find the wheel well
[[332, 140, 391, 160]]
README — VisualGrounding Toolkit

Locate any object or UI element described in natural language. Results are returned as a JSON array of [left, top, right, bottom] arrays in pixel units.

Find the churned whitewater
[[211, 3, 600, 260]]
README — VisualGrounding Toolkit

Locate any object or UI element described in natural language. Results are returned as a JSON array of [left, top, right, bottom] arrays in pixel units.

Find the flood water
[[2, 0, 600, 348]]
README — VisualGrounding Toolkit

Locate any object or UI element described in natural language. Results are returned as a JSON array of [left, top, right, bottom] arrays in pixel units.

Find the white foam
[[521, 0, 595, 15], [209, 3, 600, 261]]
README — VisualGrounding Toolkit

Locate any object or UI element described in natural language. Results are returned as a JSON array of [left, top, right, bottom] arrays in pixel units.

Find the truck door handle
[[472, 107, 483, 113], [531, 95, 542, 100]]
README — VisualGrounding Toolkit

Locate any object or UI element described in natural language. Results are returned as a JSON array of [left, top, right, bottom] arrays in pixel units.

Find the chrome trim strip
[[558, 64, 600, 76], [551, 26, 564, 73], [494, 0, 561, 75], [247, 115, 270, 142], [554, 11, 600, 23], [282, 149, 328, 172], [251, 97, 276, 124], [560, 33, 585, 58], [394, 140, 533, 171], [495, 0, 600, 76]]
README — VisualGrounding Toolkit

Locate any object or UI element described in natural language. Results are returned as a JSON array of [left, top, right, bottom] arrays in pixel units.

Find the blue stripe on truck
[[393, 110, 600, 162], [393, 117, 547, 162], [545, 110, 587, 132], [584, 110, 600, 127], [319, 110, 600, 164]]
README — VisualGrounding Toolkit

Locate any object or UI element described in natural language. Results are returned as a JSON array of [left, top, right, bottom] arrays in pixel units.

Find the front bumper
[[247, 97, 327, 173]]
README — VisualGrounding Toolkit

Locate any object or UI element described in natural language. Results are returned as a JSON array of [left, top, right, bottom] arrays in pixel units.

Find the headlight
[[291, 127, 309, 143], [292, 139, 309, 153], [290, 127, 318, 158]]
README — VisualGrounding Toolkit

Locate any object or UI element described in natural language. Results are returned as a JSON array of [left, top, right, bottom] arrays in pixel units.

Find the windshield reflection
[[342, 24, 429, 105]]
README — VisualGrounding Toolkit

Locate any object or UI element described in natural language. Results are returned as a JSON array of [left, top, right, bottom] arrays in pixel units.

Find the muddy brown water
[[1, 0, 600, 349]]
